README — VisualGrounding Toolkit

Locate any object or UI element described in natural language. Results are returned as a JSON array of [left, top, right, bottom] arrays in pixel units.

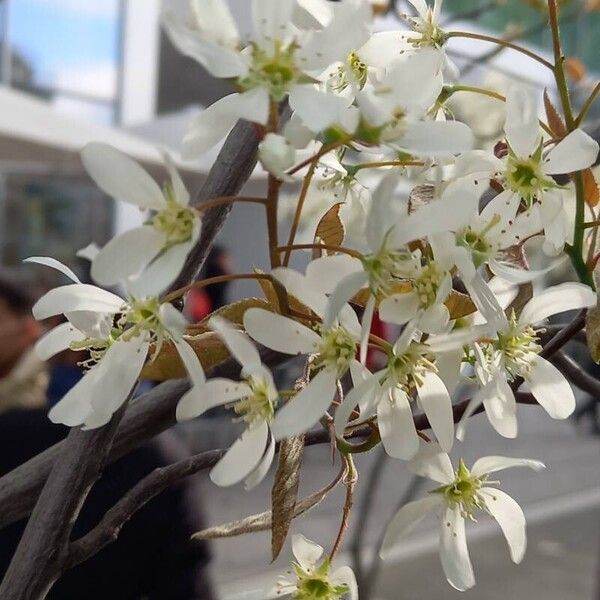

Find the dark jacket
[[0, 409, 215, 600]]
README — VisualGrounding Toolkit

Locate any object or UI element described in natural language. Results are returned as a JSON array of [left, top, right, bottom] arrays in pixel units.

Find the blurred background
[[0, 1, 599, 599]]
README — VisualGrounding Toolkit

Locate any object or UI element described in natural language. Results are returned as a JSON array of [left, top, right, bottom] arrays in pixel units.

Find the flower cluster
[[26, 0, 600, 595]]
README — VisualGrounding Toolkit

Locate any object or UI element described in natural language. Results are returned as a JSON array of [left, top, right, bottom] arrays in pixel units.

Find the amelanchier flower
[[307, 175, 479, 358], [457, 282, 596, 440], [380, 442, 545, 591], [176, 316, 280, 489], [243, 267, 362, 440], [164, 0, 372, 156], [401, 0, 459, 80], [28, 257, 206, 430], [334, 320, 455, 458], [455, 87, 599, 255], [81, 142, 201, 293], [273, 534, 358, 599]]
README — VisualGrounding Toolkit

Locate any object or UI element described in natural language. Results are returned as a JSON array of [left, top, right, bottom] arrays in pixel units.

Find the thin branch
[[551, 351, 600, 398]]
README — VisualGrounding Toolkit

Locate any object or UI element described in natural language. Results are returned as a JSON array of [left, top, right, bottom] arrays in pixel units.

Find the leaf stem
[[447, 31, 554, 71]]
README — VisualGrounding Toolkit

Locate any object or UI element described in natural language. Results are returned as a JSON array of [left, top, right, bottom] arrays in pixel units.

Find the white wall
[[119, 0, 161, 126]]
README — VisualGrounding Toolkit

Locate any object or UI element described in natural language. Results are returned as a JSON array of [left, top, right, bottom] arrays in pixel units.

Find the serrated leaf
[[565, 57, 587, 83], [315, 203, 345, 250], [192, 464, 343, 541], [141, 332, 231, 381], [544, 89, 568, 139], [408, 184, 435, 213], [583, 168, 600, 207], [271, 435, 305, 561]]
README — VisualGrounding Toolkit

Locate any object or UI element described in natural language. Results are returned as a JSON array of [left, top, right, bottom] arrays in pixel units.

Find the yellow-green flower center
[[505, 148, 554, 206], [151, 186, 196, 247], [331, 51, 368, 92], [292, 559, 349, 600], [494, 315, 541, 380], [313, 326, 357, 377], [432, 459, 488, 519], [362, 243, 410, 297], [414, 262, 443, 309], [407, 15, 448, 49], [386, 344, 436, 392], [233, 375, 277, 427], [239, 41, 300, 101]]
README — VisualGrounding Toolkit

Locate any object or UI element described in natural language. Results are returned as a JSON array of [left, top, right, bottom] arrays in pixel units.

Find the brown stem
[[329, 454, 357, 561], [276, 243, 362, 259], [283, 155, 319, 266]]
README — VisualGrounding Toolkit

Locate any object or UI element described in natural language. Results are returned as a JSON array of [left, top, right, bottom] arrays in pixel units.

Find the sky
[[9, 0, 121, 122]]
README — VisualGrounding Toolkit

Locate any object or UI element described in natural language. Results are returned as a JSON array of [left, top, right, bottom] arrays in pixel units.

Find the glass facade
[[1, 0, 123, 125]]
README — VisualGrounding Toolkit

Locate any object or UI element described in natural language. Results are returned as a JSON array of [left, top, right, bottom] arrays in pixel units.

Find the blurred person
[[187, 245, 232, 321], [0, 274, 47, 413], [0, 278, 217, 599]]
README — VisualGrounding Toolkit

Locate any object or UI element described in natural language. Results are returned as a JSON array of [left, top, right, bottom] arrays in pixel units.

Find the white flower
[[455, 87, 599, 255], [164, 0, 372, 156], [81, 143, 201, 292], [259, 133, 296, 181], [243, 268, 362, 440], [27, 257, 205, 430], [380, 442, 545, 591], [308, 176, 478, 358], [176, 316, 278, 489], [274, 534, 358, 599], [334, 321, 454, 458], [457, 282, 596, 440]]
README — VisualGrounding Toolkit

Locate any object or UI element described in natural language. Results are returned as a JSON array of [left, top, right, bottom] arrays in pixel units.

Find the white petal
[[440, 506, 475, 592], [408, 441, 454, 484], [292, 534, 324, 570], [252, 0, 295, 48], [453, 150, 504, 178], [271, 369, 337, 440], [243, 308, 321, 355], [162, 150, 191, 206], [391, 180, 478, 247], [173, 338, 206, 387], [436, 348, 463, 396], [379, 291, 419, 325], [35, 322, 85, 361], [128, 229, 200, 298], [471, 455, 546, 478], [366, 173, 401, 251], [378, 387, 420, 460], [176, 378, 252, 421], [159, 303, 188, 339], [76, 243, 100, 263], [324, 271, 368, 330], [271, 267, 328, 318], [91, 226, 164, 286], [482, 378, 518, 439], [481, 488, 526, 563], [463, 274, 508, 331], [162, 11, 247, 79], [210, 316, 261, 373], [184, 89, 269, 157], [306, 255, 363, 294], [380, 496, 443, 560], [190, 0, 240, 46], [399, 121, 474, 158], [406, 0, 429, 19], [334, 377, 378, 436], [418, 303, 450, 334], [527, 354, 576, 419], [479, 190, 521, 227], [504, 87, 540, 158], [48, 367, 100, 427], [289, 85, 350, 133], [90, 335, 149, 416], [296, 1, 371, 70], [544, 129, 599, 174], [426, 324, 490, 354], [244, 429, 275, 490], [33, 284, 124, 320], [518, 282, 596, 326], [359, 295, 376, 366], [331, 566, 358, 600], [210, 421, 269, 487], [81, 143, 165, 210], [416, 372, 454, 452], [24, 257, 80, 283]]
